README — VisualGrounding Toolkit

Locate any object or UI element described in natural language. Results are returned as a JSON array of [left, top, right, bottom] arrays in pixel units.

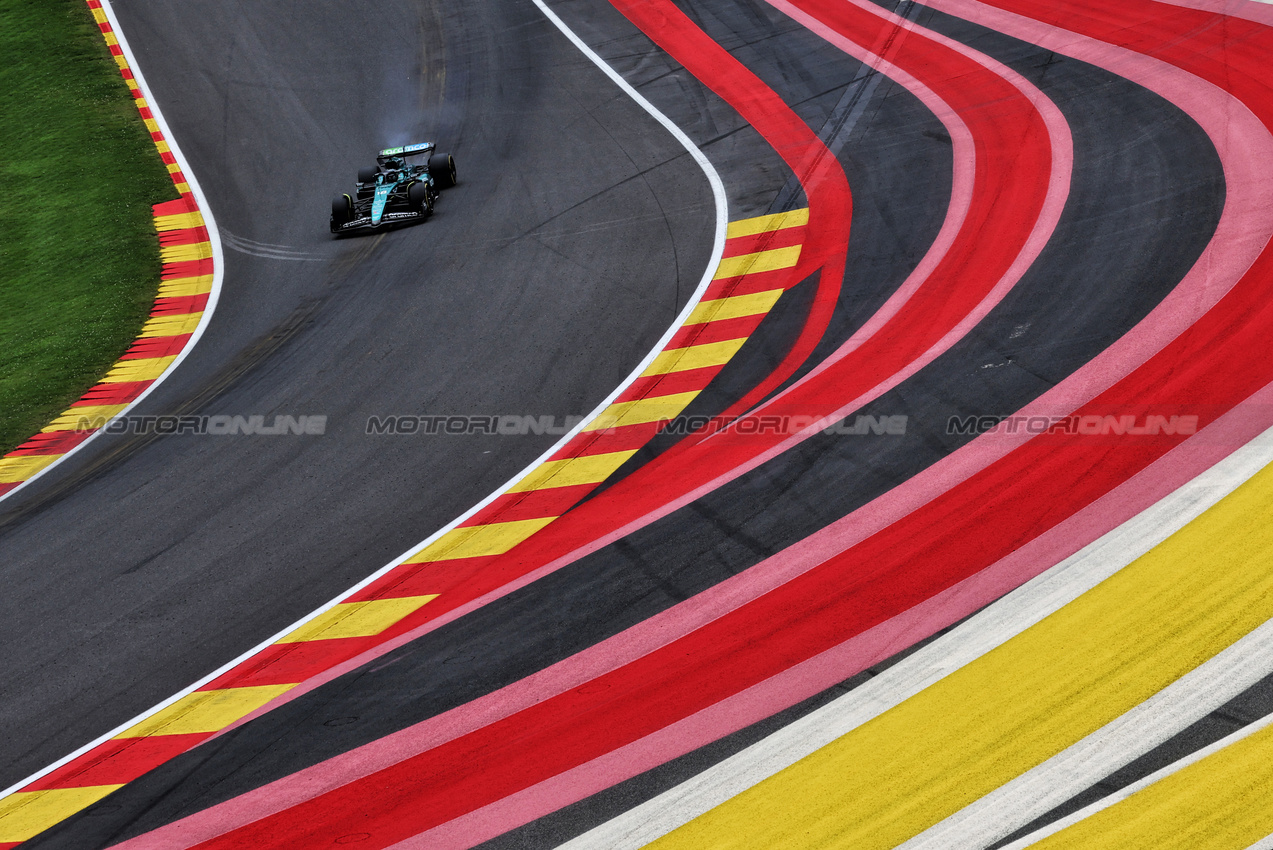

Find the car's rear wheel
[[331, 193, 353, 228], [357, 166, 378, 184], [428, 153, 456, 188], [408, 181, 433, 215]]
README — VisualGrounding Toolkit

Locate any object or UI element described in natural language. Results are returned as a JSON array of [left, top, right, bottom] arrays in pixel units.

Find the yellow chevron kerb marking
[[410, 517, 557, 563], [584, 391, 702, 432], [139, 312, 203, 338], [0, 454, 63, 483], [0, 785, 124, 843], [508, 450, 638, 493], [726, 207, 810, 237], [40, 404, 129, 432], [158, 275, 214, 298], [277, 595, 439, 644], [643, 338, 749, 376], [685, 289, 785, 325], [154, 211, 204, 231], [158, 241, 212, 263], [714, 245, 801, 280], [101, 355, 178, 383], [114, 684, 296, 739]]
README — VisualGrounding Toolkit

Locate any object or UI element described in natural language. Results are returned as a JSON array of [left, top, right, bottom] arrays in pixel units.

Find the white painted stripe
[[0, 0, 729, 808], [1247, 833, 1273, 850], [905, 616, 1273, 850], [0, 0, 224, 506], [560, 422, 1273, 849], [998, 706, 1273, 849]]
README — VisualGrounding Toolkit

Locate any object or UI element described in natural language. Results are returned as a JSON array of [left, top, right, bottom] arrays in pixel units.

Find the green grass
[[0, 0, 178, 455]]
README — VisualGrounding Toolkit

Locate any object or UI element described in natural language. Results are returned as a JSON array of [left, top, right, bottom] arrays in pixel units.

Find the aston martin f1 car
[[330, 142, 457, 234]]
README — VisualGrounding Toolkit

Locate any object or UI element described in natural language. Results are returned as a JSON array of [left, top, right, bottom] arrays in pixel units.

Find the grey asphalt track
[[17, 0, 1229, 846], [0, 0, 724, 793]]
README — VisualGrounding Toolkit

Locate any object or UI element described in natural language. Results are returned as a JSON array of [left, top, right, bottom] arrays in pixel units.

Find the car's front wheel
[[331, 193, 353, 230], [408, 181, 433, 215]]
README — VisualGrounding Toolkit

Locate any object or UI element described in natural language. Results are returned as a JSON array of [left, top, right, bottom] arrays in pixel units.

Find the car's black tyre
[[357, 166, 378, 184], [331, 193, 352, 225], [428, 153, 456, 188], [408, 181, 432, 214]]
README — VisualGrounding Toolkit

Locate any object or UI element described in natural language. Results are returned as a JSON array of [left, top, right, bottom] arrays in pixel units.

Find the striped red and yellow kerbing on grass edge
[[0, 0, 218, 503], [0, 208, 809, 846]]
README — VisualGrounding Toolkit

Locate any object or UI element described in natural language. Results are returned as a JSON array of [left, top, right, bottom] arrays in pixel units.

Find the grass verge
[[0, 0, 177, 455]]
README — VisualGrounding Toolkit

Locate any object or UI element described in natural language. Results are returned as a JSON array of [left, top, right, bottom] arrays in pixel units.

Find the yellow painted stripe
[[277, 595, 438, 643], [642, 338, 748, 376], [165, 162, 183, 174], [651, 454, 1273, 850], [158, 275, 214, 298], [155, 139, 171, 154], [159, 241, 212, 263], [89, 6, 107, 23], [115, 684, 295, 738], [113, 54, 128, 69], [101, 355, 177, 383], [143, 117, 159, 133], [726, 208, 810, 238], [507, 450, 638, 493], [583, 391, 701, 432], [685, 289, 785, 325], [139, 311, 203, 338], [0, 785, 123, 843], [174, 182, 191, 194], [1033, 722, 1273, 849], [713, 245, 801, 280], [0, 453, 63, 484], [154, 211, 203, 231], [103, 32, 118, 47], [40, 404, 129, 432], [410, 517, 557, 563]]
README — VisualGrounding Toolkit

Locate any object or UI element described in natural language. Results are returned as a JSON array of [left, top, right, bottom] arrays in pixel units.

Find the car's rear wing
[[378, 142, 435, 159]]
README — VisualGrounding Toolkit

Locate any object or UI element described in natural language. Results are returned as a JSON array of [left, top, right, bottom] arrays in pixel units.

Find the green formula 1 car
[[331, 142, 457, 234]]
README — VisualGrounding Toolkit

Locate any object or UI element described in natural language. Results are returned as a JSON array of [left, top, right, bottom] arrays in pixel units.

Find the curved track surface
[[4, 0, 1273, 847], [0, 0, 718, 801]]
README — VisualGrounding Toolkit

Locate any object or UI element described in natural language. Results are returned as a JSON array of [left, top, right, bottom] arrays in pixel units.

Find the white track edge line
[[999, 692, 1273, 848], [560, 422, 1273, 849], [0, 0, 727, 805], [910, 614, 1273, 849], [0, 0, 225, 506]]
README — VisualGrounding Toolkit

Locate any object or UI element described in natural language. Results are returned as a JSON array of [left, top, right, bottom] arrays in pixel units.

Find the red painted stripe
[[151, 294, 209, 315], [665, 313, 767, 349], [153, 197, 198, 216], [158, 226, 210, 246], [203, 638, 378, 690], [120, 335, 190, 359], [615, 364, 728, 403], [465, 485, 596, 525], [8, 430, 96, 456], [546, 422, 668, 461], [73, 380, 152, 405], [348, 555, 500, 604], [701, 263, 805, 301], [161, 258, 213, 279], [24, 734, 210, 792]]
